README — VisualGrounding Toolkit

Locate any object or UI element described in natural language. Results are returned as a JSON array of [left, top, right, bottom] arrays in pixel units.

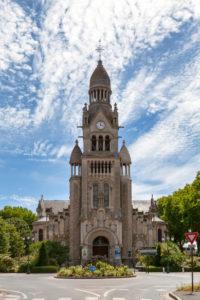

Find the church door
[[93, 236, 109, 258]]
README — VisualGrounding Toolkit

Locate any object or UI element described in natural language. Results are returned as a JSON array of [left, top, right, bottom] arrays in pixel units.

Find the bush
[[57, 261, 134, 278], [147, 266, 163, 272], [30, 241, 69, 267], [0, 255, 18, 272], [31, 266, 58, 273]]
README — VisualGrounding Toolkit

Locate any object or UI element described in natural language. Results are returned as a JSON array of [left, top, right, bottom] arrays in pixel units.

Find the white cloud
[[0, 194, 38, 210], [55, 145, 72, 158], [0, 0, 37, 71], [32, 0, 200, 127], [129, 51, 200, 199], [0, 107, 31, 129]]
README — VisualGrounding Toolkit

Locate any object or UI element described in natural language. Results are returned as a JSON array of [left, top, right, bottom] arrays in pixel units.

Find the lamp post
[[22, 236, 34, 274]]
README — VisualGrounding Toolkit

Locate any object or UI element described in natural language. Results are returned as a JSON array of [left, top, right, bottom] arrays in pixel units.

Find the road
[[0, 272, 200, 300]]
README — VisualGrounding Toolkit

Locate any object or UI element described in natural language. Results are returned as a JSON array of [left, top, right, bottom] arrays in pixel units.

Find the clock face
[[96, 121, 105, 129]]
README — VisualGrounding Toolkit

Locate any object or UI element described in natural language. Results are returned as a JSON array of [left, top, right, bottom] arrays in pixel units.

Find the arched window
[[158, 228, 162, 242], [104, 183, 109, 207], [105, 135, 110, 151], [93, 184, 99, 208], [99, 136, 103, 151], [39, 229, 43, 241], [92, 135, 96, 151]]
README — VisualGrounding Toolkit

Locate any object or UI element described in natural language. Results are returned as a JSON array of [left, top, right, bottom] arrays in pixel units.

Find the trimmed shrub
[[147, 266, 163, 272], [31, 266, 58, 273]]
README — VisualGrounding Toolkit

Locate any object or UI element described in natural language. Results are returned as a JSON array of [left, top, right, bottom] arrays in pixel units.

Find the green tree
[[0, 218, 9, 254], [6, 223, 24, 258], [37, 242, 49, 266], [161, 242, 184, 269], [157, 171, 200, 251], [155, 243, 161, 266], [46, 241, 69, 266], [0, 206, 37, 229], [6, 217, 31, 238]]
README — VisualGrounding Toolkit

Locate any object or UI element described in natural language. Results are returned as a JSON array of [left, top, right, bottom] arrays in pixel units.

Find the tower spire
[[96, 39, 104, 61]]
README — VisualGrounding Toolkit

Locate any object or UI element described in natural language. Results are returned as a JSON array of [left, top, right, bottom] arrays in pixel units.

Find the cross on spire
[[96, 39, 104, 61]]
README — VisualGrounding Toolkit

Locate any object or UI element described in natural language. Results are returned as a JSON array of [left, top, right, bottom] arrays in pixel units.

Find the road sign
[[89, 265, 96, 272], [185, 232, 199, 244]]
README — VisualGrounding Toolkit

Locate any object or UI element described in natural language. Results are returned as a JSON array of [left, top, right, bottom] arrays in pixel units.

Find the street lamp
[[22, 236, 34, 274]]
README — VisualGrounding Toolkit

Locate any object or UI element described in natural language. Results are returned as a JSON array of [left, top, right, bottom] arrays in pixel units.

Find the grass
[[177, 282, 200, 292]]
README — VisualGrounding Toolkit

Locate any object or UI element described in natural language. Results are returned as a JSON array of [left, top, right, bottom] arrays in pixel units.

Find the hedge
[[31, 266, 59, 273]]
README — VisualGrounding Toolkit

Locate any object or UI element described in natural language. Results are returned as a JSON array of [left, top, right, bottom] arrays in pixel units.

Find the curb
[[169, 292, 182, 300]]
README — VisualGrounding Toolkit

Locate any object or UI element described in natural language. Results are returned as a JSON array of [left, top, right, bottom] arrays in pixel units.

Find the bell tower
[[69, 54, 132, 265]]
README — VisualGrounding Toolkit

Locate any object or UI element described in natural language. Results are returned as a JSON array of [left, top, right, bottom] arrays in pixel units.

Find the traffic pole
[[191, 245, 194, 293]]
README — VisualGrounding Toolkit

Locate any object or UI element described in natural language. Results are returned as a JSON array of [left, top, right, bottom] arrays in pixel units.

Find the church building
[[33, 57, 166, 265]]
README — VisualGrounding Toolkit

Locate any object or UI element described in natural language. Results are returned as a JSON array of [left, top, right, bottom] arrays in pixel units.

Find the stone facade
[[33, 59, 166, 265]]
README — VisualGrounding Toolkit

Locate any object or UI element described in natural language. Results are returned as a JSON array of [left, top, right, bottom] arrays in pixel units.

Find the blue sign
[[115, 247, 121, 259], [89, 265, 96, 272]]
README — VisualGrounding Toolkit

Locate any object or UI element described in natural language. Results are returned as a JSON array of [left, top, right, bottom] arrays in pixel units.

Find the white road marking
[[104, 289, 129, 297], [85, 298, 99, 300], [156, 288, 167, 292], [58, 298, 72, 300], [32, 298, 45, 300], [140, 299, 152, 300], [104, 289, 115, 297], [0, 289, 27, 299], [113, 298, 126, 300], [75, 289, 100, 297]]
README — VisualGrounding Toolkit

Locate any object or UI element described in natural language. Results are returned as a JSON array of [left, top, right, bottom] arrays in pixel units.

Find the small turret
[[70, 140, 82, 176], [119, 140, 131, 177]]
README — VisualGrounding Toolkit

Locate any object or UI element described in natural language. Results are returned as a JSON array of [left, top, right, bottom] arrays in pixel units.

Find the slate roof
[[152, 216, 165, 223], [43, 200, 69, 214]]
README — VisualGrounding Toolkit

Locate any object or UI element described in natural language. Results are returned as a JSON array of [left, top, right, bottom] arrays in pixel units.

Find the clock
[[96, 121, 105, 129]]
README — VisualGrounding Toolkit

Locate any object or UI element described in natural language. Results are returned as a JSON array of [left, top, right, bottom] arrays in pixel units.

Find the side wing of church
[[33, 59, 166, 265]]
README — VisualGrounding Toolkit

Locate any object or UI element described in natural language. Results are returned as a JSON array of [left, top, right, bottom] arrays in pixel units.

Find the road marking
[[140, 299, 152, 300], [156, 289, 167, 292], [0, 289, 27, 299], [58, 298, 72, 300], [75, 289, 100, 297], [85, 298, 99, 300], [113, 298, 126, 300], [32, 298, 45, 300], [4, 298, 19, 300], [104, 289, 129, 297]]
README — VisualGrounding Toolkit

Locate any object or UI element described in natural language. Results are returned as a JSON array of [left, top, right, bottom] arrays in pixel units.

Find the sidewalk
[[170, 291, 200, 300]]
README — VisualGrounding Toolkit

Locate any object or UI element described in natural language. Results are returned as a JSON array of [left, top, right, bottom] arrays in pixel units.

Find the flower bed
[[57, 261, 134, 278]]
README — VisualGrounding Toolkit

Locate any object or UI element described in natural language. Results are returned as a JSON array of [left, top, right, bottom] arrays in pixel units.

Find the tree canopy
[[157, 171, 200, 250], [0, 206, 37, 229]]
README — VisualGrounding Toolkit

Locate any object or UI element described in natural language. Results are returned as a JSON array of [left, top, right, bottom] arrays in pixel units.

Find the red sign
[[185, 232, 199, 244]]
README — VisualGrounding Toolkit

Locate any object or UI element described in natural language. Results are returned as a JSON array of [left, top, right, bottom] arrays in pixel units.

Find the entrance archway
[[93, 236, 109, 258]]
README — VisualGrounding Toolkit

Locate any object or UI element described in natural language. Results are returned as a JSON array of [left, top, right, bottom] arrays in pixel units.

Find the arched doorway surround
[[82, 227, 120, 262], [93, 236, 109, 257]]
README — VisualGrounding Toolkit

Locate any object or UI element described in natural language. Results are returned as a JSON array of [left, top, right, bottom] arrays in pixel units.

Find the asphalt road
[[0, 272, 200, 300]]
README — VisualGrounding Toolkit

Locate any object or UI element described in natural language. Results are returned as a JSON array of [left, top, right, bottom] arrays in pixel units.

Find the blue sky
[[0, 0, 200, 212]]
